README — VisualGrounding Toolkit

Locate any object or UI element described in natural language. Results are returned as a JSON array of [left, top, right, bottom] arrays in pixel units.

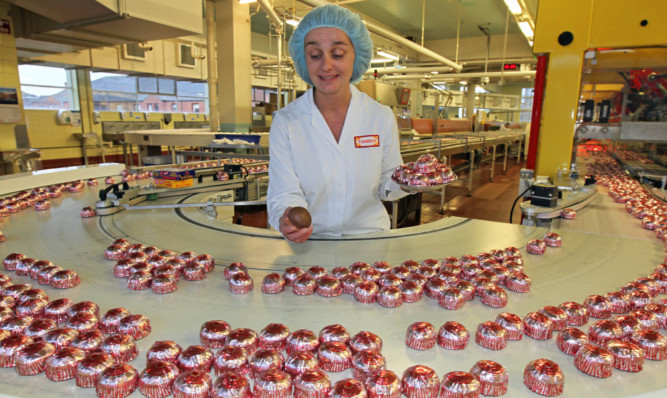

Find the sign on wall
[[0, 87, 21, 123], [0, 19, 11, 35]]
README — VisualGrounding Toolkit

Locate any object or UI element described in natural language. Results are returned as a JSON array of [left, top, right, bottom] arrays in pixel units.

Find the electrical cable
[[509, 185, 532, 224]]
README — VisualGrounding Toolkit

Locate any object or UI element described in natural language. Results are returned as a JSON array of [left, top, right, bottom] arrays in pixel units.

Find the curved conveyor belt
[[0, 173, 665, 397]]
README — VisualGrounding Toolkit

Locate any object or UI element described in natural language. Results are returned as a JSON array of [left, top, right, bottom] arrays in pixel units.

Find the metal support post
[[490, 145, 496, 181], [468, 150, 474, 196], [503, 142, 508, 175]]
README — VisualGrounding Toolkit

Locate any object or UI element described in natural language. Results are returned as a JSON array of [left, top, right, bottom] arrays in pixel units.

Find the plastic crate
[[214, 133, 261, 145]]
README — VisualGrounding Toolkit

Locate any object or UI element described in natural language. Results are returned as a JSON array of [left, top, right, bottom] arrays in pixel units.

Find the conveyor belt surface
[[0, 173, 665, 397]]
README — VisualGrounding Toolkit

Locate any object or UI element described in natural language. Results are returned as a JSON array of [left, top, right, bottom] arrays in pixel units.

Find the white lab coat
[[267, 85, 408, 236]]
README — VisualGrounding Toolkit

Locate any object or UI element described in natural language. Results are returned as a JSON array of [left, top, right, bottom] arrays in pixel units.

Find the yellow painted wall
[[0, 2, 22, 150]]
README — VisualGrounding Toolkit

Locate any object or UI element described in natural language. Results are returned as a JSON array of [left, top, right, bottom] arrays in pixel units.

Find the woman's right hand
[[279, 207, 313, 243]]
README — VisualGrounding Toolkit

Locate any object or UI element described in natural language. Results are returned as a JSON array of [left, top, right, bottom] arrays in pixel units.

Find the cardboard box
[[152, 168, 195, 180], [154, 178, 194, 188]]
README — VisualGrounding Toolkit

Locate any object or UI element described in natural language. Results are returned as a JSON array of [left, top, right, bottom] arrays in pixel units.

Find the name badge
[[354, 135, 380, 148]]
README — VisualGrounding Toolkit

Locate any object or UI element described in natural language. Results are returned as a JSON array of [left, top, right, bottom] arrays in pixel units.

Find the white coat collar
[[297, 84, 360, 115]]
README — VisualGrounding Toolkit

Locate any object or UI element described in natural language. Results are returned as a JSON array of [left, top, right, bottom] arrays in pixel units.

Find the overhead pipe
[[297, 0, 463, 71], [381, 70, 536, 81], [257, 0, 284, 109], [366, 66, 454, 75]]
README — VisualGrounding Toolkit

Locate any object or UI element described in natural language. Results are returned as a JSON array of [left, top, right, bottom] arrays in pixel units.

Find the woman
[[267, 4, 408, 242]]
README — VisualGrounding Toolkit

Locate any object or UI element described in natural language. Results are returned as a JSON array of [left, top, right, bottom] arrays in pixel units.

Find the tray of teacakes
[[391, 153, 458, 192]]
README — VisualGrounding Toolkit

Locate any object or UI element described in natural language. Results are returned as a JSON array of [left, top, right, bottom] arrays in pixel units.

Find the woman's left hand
[[279, 207, 314, 243]]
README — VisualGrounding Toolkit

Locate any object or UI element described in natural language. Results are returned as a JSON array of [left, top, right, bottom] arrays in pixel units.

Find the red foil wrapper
[[226, 328, 259, 355], [316, 325, 349, 346], [539, 306, 568, 331], [526, 239, 546, 255], [254, 369, 292, 398], [193, 254, 215, 273], [523, 359, 564, 396], [574, 344, 614, 378], [645, 303, 667, 329], [114, 260, 135, 278], [101, 334, 138, 364], [105, 245, 127, 261], [505, 271, 531, 293], [558, 301, 589, 326], [45, 346, 86, 381], [127, 271, 153, 290], [71, 329, 105, 353], [262, 273, 286, 294], [183, 263, 207, 281], [475, 321, 507, 350], [437, 321, 469, 350], [14, 341, 56, 375], [38, 265, 63, 285], [24, 318, 56, 340], [0, 307, 11, 323], [249, 348, 284, 377], [101, 307, 131, 335], [283, 267, 304, 286], [317, 341, 352, 372], [401, 365, 438, 398], [286, 329, 319, 355], [118, 314, 151, 340], [561, 208, 576, 219], [224, 262, 247, 280], [154, 265, 179, 280], [331, 378, 367, 398], [390, 266, 411, 280], [213, 346, 250, 377], [138, 360, 180, 398], [147, 340, 183, 364], [96, 363, 138, 398], [631, 330, 667, 360], [543, 232, 562, 247], [294, 369, 331, 398], [415, 266, 437, 280], [480, 285, 508, 308], [606, 340, 644, 372], [495, 312, 524, 340], [377, 286, 403, 308], [332, 267, 351, 279], [405, 322, 436, 350], [605, 291, 632, 314], [151, 274, 178, 294], [454, 281, 475, 301], [406, 273, 428, 287], [201, 320, 231, 349], [68, 301, 100, 318], [80, 207, 97, 218], [350, 262, 371, 276], [4, 283, 32, 298], [341, 275, 363, 295], [400, 281, 424, 303], [3, 253, 25, 271], [628, 291, 652, 310], [523, 312, 554, 340], [589, 320, 625, 346], [584, 294, 612, 319], [66, 312, 99, 333], [177, 345, 214, 373], [439, 371, 480, 398], [172, 370, 212, 398], [469, 360, 508, 397], [424, 278, 448, 300], [1, 315, 33, 335], [212, 371, 252, 398], [317, 275, 342, 297], [307, 266, 327, 280], [15, 258, 36, 276], [16, 297, 47, 317], [349, 331, 382, 354], [42, 327, 77, 349], [258, 323, 290, 351], [615, 315, 643, 340], [556, 327, 589, 356], [355, 281, 379, 304], [365, 370, 401, 398], [285, 350, 319, 377], [293, 274, 317, 296], [229, 273, 254, 294], [17, 287, 48, 304], [352, 349, 385, 384], [361, 268, 382, 283], [0, 334, 32, 367]]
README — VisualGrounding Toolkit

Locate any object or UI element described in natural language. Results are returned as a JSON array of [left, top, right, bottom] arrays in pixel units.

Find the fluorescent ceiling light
[[518, 21, 534, 39], [503, 0, 523, 15], [431, 71, 439, 74], [376, 50, 399, 60], [286, 19, 299, 27], [239, 0, 257, 4], [371, 58, 394, 63], [459, 80, 467, 85]]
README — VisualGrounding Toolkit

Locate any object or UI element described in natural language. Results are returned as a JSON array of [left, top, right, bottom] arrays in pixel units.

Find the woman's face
[[304, 27, 356, 97]]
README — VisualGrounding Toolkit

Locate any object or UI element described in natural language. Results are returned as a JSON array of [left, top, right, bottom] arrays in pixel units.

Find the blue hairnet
[[288, 4, 372, 86]]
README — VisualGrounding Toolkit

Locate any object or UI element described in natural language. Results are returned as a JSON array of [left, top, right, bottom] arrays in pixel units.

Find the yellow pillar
[[0, 1, 24, 150], [216, 0, 252, 133], [532, 0, 667, 180]]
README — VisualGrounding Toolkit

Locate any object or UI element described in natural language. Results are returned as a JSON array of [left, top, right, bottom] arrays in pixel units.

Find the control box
[[530, 184, 559, 207]]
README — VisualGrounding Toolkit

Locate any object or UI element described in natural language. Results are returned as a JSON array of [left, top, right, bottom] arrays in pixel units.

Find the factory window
[[520, 87, 534, 122], [91, 72, 208, 113], [18, 65, 79, 110]]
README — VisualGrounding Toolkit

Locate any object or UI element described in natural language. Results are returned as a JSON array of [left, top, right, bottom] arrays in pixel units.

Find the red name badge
[[354, 135, 380, 148]]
